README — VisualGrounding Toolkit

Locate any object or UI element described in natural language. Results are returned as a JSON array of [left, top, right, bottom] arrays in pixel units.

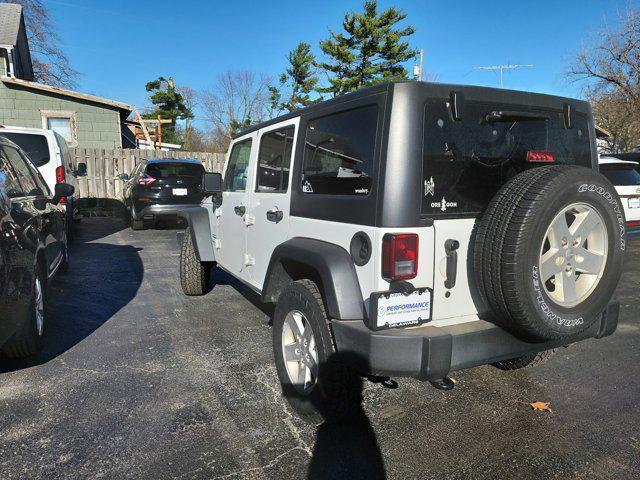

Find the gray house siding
[[0, 81, 123, 149]]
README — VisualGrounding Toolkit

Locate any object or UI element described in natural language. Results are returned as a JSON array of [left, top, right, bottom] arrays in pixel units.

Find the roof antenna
[[473, 64, 533, 88]]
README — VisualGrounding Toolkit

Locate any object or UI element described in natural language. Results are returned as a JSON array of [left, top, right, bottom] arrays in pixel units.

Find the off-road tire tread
[[273, 280, 358, 421], [180, 229, 211, 296]]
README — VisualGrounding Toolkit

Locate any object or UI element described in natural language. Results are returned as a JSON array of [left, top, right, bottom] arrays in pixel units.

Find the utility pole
[[473, 64, 533, 88], [413, 49, 424, 81]]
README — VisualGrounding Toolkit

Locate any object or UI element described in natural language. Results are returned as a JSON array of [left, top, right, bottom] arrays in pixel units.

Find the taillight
[[382, 233, 419, 281], [56, 165, 65, 183], [56, 165, 67, 203], [138, 173, 156, 186], [526, 150, 555, 163]]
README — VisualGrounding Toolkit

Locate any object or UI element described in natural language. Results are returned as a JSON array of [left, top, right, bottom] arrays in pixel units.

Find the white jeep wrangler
[[179, 82, 624, 416]]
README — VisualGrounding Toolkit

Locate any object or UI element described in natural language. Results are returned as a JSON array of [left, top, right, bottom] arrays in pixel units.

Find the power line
[[473, 64, 534, 88]]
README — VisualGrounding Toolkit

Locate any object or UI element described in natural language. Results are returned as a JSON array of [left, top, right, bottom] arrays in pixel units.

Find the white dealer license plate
[[369, 288, 432, 330], [173, 188, 188, 196], [629, 197, 640, 209]]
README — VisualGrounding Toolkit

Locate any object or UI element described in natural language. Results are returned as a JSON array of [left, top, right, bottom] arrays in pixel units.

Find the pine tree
[[144, 76, 194, 144], [317, 1, 418, 97], [269, 42, 320, 115]]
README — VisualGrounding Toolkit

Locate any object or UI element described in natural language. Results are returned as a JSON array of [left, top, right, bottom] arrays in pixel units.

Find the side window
[[224, 140, 252, 192], [0, 148, 24, 198], [301, 105, 378, 195], [3, 146, 39, 196], [256, 126, 295, 192], [0, 132, 50, 167]]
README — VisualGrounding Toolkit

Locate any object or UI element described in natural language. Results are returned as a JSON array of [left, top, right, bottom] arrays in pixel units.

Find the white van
[[0, 125, 86, 239], [599, 156, 640, 232]]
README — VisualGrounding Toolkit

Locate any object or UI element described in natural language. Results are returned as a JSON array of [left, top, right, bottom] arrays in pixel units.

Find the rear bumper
[[135, 203, 199, 220], [331, 300, 619, 381]]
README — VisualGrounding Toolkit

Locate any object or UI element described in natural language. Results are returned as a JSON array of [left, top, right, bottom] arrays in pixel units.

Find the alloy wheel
[[281, 310, 319, 394], [539, 202, 608, 307]]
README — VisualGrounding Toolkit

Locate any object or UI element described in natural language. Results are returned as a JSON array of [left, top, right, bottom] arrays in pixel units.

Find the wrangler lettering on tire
[[474, 166, 625, 341]]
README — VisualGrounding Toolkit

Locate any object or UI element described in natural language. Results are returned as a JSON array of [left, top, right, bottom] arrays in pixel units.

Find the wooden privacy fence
[[70, 148, 225, 199]]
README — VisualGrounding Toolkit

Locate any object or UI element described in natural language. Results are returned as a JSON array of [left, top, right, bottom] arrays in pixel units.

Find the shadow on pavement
[[0, 219, 144, 373], [305, 352, 387, 480]]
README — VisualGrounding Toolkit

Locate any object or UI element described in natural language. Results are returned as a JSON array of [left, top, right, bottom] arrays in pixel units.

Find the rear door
[[217, 134, 256, 282], [144, 161, 205, 204], [245, 119, 298, 290], [422, 99, 594, 320]]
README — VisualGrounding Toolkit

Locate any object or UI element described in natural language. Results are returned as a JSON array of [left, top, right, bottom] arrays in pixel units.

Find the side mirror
[[202, 172, 223, 194], [52, 182, 75, 205], [117, 173, 130, 181], [76, 162, 87, 176]]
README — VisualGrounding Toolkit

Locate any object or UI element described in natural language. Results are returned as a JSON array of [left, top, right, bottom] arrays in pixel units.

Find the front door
[[218, 134, 256, 282], [245, 119, 299, 290]]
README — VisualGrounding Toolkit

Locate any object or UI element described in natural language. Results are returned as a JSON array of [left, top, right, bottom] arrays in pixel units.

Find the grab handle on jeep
[[444, 239, 460, 290], [266, 209, 284, 223]]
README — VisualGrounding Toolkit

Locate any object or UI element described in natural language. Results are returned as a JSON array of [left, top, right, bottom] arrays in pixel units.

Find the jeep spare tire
[[474, 165, 626, 341]]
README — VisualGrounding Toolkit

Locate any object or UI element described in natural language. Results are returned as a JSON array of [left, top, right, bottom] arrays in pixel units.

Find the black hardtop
[[235, 80, 592, 138]]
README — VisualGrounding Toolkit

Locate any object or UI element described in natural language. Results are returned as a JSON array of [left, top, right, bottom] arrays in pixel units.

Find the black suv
[[120, 159, 206, 230], [0, 136, 73, 358]]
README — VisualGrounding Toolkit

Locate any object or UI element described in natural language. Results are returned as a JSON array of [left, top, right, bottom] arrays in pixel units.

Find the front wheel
[[179, 229, 212, 295], [2, 266, 46, 357], [273, 280, 359, 420]]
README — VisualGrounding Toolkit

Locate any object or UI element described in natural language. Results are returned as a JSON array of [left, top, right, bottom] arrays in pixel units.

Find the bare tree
[[2, 0, 79, 88], [199, 70, 272, 150], [567, 8, 640, 152], [176, 85, 198, 148]]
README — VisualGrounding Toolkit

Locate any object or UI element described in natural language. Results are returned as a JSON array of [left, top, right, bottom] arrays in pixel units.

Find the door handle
[[444, 239, 460, 289], [234, 205, 246, 216], [266, 209, 284, 223]]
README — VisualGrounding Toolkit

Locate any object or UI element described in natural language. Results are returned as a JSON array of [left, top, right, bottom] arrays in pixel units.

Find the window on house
[[41, 111, 78, 147]]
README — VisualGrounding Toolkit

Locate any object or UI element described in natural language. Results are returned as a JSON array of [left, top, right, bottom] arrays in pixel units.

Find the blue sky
[[48, 0, 637, 127]]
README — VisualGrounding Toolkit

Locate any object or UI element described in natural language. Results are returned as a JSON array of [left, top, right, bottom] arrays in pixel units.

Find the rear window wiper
[[483, 110, 549, 123]]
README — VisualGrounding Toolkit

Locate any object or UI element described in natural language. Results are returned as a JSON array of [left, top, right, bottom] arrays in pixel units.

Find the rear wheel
[[273, 280, 359, 420], [130, 208, 144, 231], [179, 229, 212, 295], [2, 266, 46, 358]]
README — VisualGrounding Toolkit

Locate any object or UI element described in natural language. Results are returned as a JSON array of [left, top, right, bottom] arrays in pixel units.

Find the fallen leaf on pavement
[[530, 401, 551, 412]]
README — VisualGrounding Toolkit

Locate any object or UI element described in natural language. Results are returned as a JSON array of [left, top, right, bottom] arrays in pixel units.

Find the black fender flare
[[262, 237, 364, 320], [177, 206, 215, 262]]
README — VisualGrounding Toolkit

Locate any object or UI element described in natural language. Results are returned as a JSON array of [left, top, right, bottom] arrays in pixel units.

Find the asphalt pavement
[[0, 217, 638, 480]]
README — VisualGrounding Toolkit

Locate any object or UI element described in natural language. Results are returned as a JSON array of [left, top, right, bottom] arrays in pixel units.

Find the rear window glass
[[422, 100, 592, 216], [145, 162, 204, 179], [302, 105, 378, 195], [600, 164, 640, 185], [0, 132, 50, 167]]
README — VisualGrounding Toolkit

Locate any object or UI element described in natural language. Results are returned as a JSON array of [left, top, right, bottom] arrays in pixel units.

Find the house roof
[[0, 3, 33, 80], [0, 3, 22, 45], [1, 76, 131, 114]]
